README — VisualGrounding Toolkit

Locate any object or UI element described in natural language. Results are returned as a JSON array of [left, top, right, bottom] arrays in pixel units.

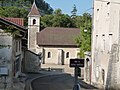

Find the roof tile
[[3, 18, 24, 26], [37, 27, 80, 46]]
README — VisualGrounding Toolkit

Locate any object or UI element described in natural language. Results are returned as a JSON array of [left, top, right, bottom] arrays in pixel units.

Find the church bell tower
[[28, 1, 40, 52]]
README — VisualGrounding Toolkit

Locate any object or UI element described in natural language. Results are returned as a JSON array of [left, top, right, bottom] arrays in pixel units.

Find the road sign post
[[70, 58, 84, 90]]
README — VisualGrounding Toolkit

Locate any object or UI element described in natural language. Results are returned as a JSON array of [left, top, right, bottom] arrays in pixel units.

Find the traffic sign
[[70, 58, 84, 67]]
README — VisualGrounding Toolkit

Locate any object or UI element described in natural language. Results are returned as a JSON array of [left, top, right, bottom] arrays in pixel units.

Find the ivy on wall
[[4, 25, 20, 38]]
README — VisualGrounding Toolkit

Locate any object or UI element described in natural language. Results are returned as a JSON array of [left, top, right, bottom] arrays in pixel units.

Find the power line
[[78, 7, 93, 15]]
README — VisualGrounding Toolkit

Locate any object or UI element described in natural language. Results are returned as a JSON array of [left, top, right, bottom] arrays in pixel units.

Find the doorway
[[58, 49, 64, 65]]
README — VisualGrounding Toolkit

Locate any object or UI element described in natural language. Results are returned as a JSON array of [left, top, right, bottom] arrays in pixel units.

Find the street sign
[[0, 66, 8, 76], [70, 58, 84, 67]]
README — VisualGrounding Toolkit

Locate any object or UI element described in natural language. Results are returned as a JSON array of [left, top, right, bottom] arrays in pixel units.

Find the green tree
[[75, 13, 92, 58], [0, 0, 4, 7], [41, 14, 54, 29], [36, 0, 53, 14], [0, 0, 53, 14], [0, 6, 29, 26], [41, 9, 73, 28], [71, 4, 77, 18], [52, 9, 73, 27]]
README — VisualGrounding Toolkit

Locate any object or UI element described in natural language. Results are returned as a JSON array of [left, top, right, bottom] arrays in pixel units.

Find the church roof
[[28, 1, 40, 16], [37, 27, 80, 47]]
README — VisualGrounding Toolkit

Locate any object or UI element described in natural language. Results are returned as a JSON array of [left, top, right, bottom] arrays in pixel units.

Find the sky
[[44, 0, 93, 15]]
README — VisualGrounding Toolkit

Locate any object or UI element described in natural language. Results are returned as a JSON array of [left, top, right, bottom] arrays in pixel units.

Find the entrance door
[[42, 49, 45, 64], [58, 49, 64, 65]]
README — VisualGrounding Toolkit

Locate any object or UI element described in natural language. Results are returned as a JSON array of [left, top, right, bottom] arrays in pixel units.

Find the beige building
[[92, 0, 120, 89], [36, 27, 80, 65]]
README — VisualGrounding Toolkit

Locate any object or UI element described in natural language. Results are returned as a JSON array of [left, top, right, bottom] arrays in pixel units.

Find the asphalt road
[[31, 73, 97, 90]]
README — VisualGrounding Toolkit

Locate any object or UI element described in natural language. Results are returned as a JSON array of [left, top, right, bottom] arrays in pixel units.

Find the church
[[28, 1, 80, 66]]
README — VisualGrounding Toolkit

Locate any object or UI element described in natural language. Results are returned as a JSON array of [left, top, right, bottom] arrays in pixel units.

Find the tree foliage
[[41, 9, 73, 28], [0, 6, 29, 26], [75, 13, 92, 58], [71, 4, 77, 18], [0, 0, 53, 14]]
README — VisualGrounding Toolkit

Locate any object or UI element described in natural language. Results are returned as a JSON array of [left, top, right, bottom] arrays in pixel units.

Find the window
[[15, 57, 20, 73], [102, 34, 105, 51], [16, 41, 18, 52], [96, 8, 100, 21], [107, 2, 110, 5], [66, 52, 69, 58], [109, 34, 112, 51], [106, 2, 110, 20], [48, 52, 51, 58], [95, 35, 98, 49], [19, 41, 21, 52], [33, 19, 36, 25]]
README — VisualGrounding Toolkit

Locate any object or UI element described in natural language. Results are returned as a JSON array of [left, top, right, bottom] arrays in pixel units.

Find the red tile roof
[[28, 1, 40, 16], [2, 18, 24, 26], [37, 27, 80, 47]]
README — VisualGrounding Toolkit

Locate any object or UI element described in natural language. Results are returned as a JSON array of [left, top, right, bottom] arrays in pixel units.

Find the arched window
[[86, 58, 89, 67], [66, 52, 69, 58], [48, 52, 51, 58], [33, 19, 36, 25]]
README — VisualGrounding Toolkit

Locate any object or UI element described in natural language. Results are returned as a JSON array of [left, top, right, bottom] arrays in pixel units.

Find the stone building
[[0, 17, 27, 90], [92, 0, 120, 89], [36, 27, 80, 65]]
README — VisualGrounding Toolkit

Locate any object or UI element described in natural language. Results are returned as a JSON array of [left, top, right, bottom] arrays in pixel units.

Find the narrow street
[[31, 73, 97, 90]]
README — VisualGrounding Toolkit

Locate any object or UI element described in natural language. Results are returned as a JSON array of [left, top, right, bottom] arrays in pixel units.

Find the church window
[[48, 52, 51, 58], [66, 52, 69, 58], [33, 19, 36, 25]]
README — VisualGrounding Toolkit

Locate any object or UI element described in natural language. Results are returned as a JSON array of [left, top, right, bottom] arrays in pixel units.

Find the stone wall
[[106, 44, 120, 89], [24, 50, 41, 72], [0, 33, 13, 90]]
